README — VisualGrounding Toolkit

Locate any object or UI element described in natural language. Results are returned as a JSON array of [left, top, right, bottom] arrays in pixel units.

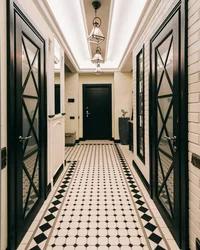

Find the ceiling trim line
[[33, 0, 80, 72], [105, 0, 115, 62], [80, 0, 92, 59], [118, 0, 160, 71]]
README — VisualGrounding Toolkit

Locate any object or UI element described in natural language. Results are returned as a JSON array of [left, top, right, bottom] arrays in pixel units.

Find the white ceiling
[[46, 0, 147, 72]]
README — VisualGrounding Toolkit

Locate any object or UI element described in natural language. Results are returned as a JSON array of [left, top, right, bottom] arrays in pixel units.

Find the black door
[[83, 84, 112, 139], [150, 10, 182, 246], [8, 3, 47, 248]]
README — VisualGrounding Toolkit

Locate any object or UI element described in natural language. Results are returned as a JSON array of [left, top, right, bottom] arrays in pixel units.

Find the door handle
[[86, 110, 90, 118], [164, 135, 176, 141], [19, 135, 32, 142]]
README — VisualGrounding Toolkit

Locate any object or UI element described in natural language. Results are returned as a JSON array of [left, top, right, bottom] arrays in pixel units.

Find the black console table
[[128, 120, 133, 152]]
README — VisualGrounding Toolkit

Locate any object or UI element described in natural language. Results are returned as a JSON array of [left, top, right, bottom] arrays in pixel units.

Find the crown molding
[[119, 0, 160, 71], [33, 0, 80, 72], [80, 0, 92, 60], [105, 0, 115, 62]]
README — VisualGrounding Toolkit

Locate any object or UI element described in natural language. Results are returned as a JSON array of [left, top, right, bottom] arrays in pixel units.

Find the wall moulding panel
[[48, 116, 65, 184]]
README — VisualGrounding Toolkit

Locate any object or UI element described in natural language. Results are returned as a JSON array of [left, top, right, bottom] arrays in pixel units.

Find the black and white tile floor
[[18, 141, 180, 250]]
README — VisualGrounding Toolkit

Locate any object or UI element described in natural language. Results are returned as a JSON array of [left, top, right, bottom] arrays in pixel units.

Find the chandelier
[[87, 1, 105, 44], [91, 47, 104, 64]]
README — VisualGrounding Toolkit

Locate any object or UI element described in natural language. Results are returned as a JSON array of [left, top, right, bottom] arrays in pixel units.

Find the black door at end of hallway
[[83, 84, 112, 140]]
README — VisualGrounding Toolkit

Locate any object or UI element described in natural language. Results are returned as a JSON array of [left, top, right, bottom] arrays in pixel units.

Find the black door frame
[[7, 1, 47, 249], [149, 1, 188, 249], [83, 84, 112, 140]]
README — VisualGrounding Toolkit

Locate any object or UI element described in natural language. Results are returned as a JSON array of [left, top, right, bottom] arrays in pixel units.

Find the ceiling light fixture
[[94, 63, 103, 75], [91, 46, 104, 64], [87, 1, 105, 45]]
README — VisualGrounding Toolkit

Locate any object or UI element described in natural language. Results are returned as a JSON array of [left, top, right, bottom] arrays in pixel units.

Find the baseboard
[[132, 160, 150, 194], [196, 238, 200, 250], [53, 164, 64, 185], [46, 183, 52, 197], [114, 139, 120, 143]]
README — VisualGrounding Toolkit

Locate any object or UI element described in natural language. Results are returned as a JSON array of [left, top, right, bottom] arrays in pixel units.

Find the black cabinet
[[128, 120, 133, 152]]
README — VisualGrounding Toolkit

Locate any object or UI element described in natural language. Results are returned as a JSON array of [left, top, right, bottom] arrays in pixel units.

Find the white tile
[[66, 237, 76, 245], [53, 246, 64, 250], [98, 229, 107, 236], [119, 236, 130, 245], [129, 236, 141, 245], [98, 236, 108, 245], [77, 236, 87, 245], [117, 229, 128, 236], [87, 236, 98, 245], [55, 236, 66, 245]]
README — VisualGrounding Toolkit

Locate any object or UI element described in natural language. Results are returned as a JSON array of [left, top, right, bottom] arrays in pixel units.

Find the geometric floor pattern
[[18, 142, 174, 250]]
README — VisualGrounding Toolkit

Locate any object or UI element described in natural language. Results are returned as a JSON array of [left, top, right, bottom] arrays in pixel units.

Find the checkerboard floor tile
[[18, 142, 180, 250]]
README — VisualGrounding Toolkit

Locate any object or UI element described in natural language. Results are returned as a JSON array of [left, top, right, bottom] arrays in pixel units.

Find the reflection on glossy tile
[[17, 142, 180, 250]]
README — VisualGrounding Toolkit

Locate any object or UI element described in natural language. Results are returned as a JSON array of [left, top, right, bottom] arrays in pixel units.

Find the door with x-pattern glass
[[13, 11, 46, 247], [151, 10, 181, 246]]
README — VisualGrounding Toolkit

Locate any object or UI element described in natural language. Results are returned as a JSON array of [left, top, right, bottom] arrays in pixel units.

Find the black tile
[[145, 222, 157, 232], [39, 223, 51, 232], [138, 206, 148, 213], [141, 214, 152, 222], [136, 200, 145, 206], [155, 245, 166, 250], [55, 194, 63, 199], [44, 214, 55, 222], [30, 246, 41, 250], [149, 233, 162, 244], [34, 233, 47, 244], [48, 206, 59, 213]]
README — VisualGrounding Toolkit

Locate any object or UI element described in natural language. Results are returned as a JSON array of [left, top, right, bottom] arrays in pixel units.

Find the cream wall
[[132, 0, 176, 182], [1, 1, 8, 249], [65, 73, 79, 139], [114, 72, 132, 140], [188, 0, 200, 249], [65, 73, 132, 141]]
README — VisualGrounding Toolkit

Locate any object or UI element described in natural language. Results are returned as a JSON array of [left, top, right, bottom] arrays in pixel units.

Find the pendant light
[[91, 47, 104, 64], [94, 63, 103, 75], [87, 1, 105, 45]]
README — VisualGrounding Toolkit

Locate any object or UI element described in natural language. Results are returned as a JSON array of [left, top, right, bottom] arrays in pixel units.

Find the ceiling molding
[[78, 68, 118, 73], [33, 0, 80, 72], [119, 0, 160, 71], [80, 0, 92, 60], [105, 0, 115, 62], [33, 0, 153, 73]]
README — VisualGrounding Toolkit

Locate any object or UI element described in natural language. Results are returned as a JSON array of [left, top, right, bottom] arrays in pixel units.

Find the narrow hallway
[[18, 142, 179, 250]]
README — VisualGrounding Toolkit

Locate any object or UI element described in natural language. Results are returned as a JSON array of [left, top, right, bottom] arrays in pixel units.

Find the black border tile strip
[[25, 160, 78, 250], [114, 144, 171, 250]]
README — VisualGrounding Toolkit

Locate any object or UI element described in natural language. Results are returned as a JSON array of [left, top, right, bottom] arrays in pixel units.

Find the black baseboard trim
[[75, 139, 80, 143], [114, 140, 120, 143], [65, 144, 75, 147], [79, 138, 85, 141], [132, 160, 150, 194], [46, 183, 52, 197], [53, 164, 64, 185]]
